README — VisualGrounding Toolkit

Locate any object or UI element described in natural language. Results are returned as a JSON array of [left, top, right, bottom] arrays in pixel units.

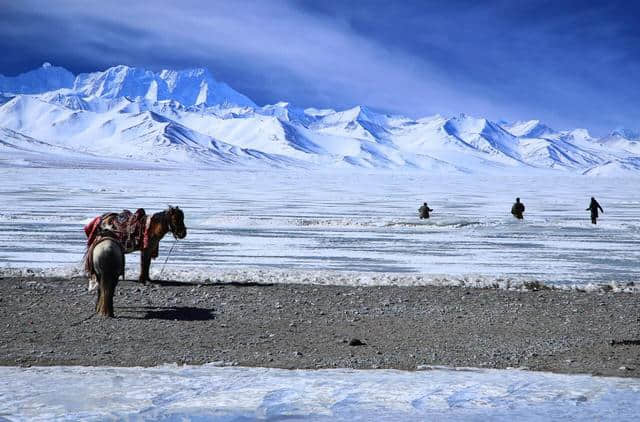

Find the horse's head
[[167, 205, 187, 239]]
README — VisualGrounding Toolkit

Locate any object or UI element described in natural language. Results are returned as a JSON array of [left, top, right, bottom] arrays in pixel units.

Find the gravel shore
[[1, 276, 639, 377]]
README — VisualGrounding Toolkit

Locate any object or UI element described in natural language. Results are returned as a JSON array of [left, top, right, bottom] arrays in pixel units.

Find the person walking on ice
[[511, 197, 525, 219], [586, 196, 604, 224], [419, 202, 433, 219]]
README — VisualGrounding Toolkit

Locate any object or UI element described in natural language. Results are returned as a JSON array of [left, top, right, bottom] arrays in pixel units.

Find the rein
[[159, 237, 179, 279], [158, 208, 181, 278]]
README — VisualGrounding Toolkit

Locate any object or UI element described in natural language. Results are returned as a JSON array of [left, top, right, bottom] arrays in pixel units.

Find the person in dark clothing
[[511, 197, 525, 219], [586, 196, 604, 224], [419, 202, 433, 219]]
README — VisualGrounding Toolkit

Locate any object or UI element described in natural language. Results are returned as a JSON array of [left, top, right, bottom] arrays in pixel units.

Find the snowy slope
[[596, 132, 640, 155], [0, 95, 298, 168], [0, 63, 639, 174], [442, 114, 522, 164], [503, 121, 637, 172], [582, 158, 640, 176], [0, 127, 94, 167]]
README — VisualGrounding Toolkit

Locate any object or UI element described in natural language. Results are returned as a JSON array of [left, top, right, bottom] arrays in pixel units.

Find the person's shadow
[[611, 339, 640, 346]]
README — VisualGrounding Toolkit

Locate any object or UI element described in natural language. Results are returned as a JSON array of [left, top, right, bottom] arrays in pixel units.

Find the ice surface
[[1, 364, 639, 421], [1, 168, 638, 289]]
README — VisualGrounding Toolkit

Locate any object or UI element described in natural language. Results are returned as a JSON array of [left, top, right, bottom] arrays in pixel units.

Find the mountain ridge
[[0, 63, 638, 175]]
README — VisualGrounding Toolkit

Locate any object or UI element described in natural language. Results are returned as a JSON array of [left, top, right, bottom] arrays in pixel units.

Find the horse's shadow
[[128, 280, 273, 288], [118, 305, 215, 321]]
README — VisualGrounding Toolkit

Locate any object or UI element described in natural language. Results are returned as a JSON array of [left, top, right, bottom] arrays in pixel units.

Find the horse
[[84, 205, 187, 284], [139, 206, 187, 283], [91, 238, 125, 317]]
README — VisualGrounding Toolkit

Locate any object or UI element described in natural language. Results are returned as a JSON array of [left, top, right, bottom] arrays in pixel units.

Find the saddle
[[85, 208, 147, 254]]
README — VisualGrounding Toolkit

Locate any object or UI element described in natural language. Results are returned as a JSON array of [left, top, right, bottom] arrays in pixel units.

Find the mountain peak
[[159, 67, 212, 80], [349, 105, 390, 124], [183, 67, 211, 78], [0, 63, 75, 95], [157, 67, 254, 107], [0, 63, 254, 108], [566, 128, 592, 141], [317, 105, 389, 128], [505, 120, 556, 138], [68, 65, 256, 107], [610, 128, 640, 140], [445, 114, 488, 132]]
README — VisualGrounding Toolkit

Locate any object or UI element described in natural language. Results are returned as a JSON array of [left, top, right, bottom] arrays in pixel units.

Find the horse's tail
[[83, 240, 99, 276]]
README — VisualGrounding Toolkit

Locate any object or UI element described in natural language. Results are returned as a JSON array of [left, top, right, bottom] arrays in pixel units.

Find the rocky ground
[[1, 276, 639, 377]]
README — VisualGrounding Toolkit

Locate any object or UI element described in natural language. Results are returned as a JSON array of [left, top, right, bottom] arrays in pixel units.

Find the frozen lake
[[1, 364, 639, 421], [2, 168, 640, 421], [1, 167, 639, 288]]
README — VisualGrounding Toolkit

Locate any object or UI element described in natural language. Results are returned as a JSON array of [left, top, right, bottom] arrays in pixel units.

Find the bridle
[[164, 209, 179, 240]]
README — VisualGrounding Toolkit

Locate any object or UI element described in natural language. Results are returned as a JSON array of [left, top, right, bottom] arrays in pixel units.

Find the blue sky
[[0, 0, 638, 135]]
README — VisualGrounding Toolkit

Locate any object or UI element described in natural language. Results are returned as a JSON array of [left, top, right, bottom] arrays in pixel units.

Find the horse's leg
[[97, 279, 115, 317], [95, 275, 102, 312], [139, 247, 152, 283], [121, 253, 126, 280], [96, 279, 108, 316], [105, 281, 115, 318]]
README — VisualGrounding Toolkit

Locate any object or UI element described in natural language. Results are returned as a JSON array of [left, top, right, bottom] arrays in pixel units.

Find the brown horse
[[139, 206, 187, 283], [84, 206, 187, 284]]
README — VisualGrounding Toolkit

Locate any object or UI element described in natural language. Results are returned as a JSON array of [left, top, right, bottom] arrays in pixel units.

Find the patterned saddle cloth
[[85, 208, 147, 253]]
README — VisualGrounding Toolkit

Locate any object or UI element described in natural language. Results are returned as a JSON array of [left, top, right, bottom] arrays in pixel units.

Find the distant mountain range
[[1, 62, 639, 175]]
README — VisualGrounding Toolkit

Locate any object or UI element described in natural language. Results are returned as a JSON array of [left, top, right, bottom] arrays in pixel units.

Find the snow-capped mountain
[[504, 120, 557, 139], [0, 63, 74, 95], [0, 63, 639, 175], [72, 65, 255, 107]]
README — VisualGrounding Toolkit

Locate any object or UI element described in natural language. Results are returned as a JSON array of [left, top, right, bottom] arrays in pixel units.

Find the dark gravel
[[1, 276, 640, 377]]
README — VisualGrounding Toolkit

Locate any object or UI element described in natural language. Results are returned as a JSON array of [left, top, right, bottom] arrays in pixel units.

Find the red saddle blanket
[[84, 208, 149, 253]]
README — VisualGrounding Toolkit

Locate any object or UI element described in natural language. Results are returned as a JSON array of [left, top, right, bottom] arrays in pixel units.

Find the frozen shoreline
[[2, 364, 640, 421], [2, 265, 639, 294]]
